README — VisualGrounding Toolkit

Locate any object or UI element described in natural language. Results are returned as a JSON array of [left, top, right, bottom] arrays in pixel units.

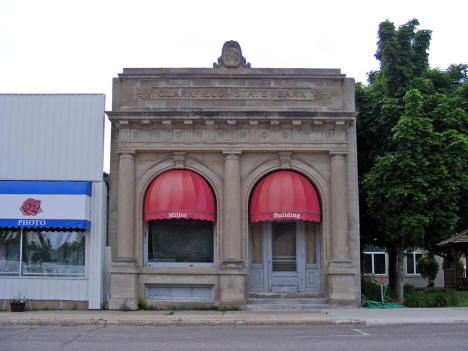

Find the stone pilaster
[[219, 150, 245, 304], [330, 152, 348, 260], [221, 150, 243, 266], [109, 151, 138, 310], [327, 152, 358, 307], [116, 152, 135, 260]]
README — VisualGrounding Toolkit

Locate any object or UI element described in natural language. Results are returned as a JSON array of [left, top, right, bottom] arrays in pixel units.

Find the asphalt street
[[0, 324, 468, 351]]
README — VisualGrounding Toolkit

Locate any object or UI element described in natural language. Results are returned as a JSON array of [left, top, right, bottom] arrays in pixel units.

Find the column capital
[[117, 150, 136, 157], [330, 151, 347, 159], [223, 150, 242, 159]]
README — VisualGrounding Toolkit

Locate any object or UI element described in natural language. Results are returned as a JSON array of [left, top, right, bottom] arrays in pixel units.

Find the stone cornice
[[106, 110, 356, 121], [118, 68, 346, 80]]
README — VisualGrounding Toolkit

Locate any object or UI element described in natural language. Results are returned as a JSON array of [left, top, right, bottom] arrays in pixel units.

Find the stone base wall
[[1, 299, 88, 311]]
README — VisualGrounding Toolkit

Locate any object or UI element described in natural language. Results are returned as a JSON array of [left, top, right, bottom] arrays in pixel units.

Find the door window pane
[[306, 222, 316, 264], [148, 219, 213, 263], [0, 230, 20, 276], [251, 222, 262, 264], [22, 230, 85, 276], [272, 222, 296, 271]]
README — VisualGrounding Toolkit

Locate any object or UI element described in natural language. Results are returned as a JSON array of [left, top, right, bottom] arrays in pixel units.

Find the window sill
[[138, 266, 218, 275], [0, 275, 87, 280]]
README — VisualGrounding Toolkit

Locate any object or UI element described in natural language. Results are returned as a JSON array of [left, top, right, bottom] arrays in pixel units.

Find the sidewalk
[[1, 308, 468, 327]]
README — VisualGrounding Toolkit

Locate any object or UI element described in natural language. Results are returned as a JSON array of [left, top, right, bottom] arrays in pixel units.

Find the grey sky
[[1, 0, 466, 171]]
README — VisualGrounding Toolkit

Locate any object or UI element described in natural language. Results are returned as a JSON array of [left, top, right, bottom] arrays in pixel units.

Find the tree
[[357, 19, 468, 302], [417, 256, 440, 287], [363, 90, 433, 301]]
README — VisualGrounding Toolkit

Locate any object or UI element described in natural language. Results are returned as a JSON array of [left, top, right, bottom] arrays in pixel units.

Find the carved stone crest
[[213, 41, 250, 69]]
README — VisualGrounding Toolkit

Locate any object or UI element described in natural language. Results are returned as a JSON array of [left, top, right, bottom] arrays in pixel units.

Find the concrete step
[[247, 298, 329, 305], [245, 303, 330, 311], [245, 296, 330, 311], [248, 292, 324, 299]]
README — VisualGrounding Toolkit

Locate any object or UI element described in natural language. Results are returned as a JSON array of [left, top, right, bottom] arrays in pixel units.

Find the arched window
[[144, 170, 216, 265]]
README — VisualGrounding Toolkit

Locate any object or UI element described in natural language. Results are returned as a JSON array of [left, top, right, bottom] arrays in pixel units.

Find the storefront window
[[0, 230, 20, 275], [22, 230, 85, 276], [148, 219, 214, 263], [0, 229, 85, 277]]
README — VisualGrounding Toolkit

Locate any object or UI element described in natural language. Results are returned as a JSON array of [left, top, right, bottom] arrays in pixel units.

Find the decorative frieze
[[121, 120, 349, 145]]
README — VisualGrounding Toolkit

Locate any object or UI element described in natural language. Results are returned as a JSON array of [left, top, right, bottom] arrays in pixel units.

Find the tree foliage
[[357, 19, 468, 301], [417, 256, 440, 287]]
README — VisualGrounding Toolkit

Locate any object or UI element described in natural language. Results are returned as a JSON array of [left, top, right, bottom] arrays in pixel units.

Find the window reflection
[[148, 220, 214, 263], [22, 231, 85, 276], [0, 230, 20, 275]]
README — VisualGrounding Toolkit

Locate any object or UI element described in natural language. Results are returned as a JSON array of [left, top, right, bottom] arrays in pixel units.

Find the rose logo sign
[[20, 198, 43, 216]]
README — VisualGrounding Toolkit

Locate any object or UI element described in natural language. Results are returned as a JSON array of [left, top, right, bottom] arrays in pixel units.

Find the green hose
[[361, 284, 406, 308]]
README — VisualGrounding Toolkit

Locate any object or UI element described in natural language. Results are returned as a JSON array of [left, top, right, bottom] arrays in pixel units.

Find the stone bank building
[[107, 41, 360, 309]]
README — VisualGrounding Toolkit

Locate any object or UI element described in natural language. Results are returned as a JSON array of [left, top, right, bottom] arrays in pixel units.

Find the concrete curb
[[3, 308, 468, 327], [0, 320, 343, 327]]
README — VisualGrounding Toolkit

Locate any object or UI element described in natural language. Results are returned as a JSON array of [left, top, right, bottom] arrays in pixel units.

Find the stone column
[[219, 150, 245, 305], [116, 152, 135, 260], [110, 151, 138, 310], [328, 152, 357, 307], [222, 151, 242, 264], [330, 152, 348, 260]]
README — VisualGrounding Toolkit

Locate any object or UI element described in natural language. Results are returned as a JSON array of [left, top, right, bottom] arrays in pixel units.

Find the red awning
[[250, 171, 320, 223], [144, 170, 215, 222]]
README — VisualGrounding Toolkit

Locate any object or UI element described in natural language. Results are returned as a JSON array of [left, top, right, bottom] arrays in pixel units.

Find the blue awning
[[0, 181, 92, 230]]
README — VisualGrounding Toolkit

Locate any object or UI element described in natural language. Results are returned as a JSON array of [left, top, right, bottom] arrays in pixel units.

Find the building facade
[[0, 94, 107, 310], [107, 42, 360, 309], [362, 248, 444, 288]]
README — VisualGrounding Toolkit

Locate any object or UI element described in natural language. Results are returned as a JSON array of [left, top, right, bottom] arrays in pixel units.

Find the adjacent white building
[[0, 94, 107, 310]]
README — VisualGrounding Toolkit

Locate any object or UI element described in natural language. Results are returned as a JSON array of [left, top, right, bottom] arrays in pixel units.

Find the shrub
[[404, 283, 415, 296], [138, 298, 147, 310], [404, 289, 460, 307], [361, 275, 382, 302], [417, 256, 439, 287], [119, 302, 131, 312]]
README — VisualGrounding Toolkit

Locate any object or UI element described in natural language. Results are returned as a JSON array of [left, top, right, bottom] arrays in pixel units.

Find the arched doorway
[[248, 171, 321, 293]]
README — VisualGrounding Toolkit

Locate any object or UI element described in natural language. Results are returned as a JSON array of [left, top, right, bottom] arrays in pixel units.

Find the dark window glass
[[0, 230, 20, 276], [272, 222, 296, 271], [374, 254, 386, 274], [148, 219, 214, 263], [406, 253, 415, 274], [22, 231, 85, 276], [362, 253, 373, 274]]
